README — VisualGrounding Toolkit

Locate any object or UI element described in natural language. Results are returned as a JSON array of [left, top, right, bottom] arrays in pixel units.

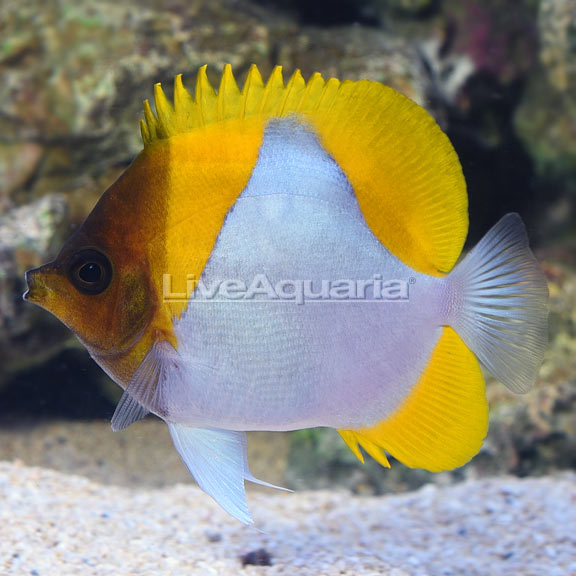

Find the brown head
[[23, 150, 171, 385]]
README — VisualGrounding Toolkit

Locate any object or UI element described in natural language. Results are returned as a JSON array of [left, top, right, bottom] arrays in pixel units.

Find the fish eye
[[67, 249, 113, 295]]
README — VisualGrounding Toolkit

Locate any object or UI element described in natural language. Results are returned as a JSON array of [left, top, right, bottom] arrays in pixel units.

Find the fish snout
[[23, 264, 51, 304]]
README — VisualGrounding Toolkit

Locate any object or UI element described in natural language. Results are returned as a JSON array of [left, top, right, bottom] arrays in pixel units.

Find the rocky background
[[0, 0, 575, 495]]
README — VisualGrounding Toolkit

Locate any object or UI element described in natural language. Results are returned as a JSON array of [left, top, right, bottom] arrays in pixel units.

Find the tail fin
[[448, 213, 548, 393]]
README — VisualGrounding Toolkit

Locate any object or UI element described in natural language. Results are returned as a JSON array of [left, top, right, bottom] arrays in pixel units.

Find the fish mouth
[[23, 266, 49, 304]]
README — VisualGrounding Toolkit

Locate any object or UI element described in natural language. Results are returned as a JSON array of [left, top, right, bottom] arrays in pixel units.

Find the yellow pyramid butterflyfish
[[24, 65, 548, 524]]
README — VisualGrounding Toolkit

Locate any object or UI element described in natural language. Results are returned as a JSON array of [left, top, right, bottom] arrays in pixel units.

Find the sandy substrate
[[0, 462, 574, 576]]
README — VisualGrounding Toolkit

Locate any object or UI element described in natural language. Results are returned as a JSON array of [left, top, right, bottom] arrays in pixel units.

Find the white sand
[[0, 461, 574, 576]]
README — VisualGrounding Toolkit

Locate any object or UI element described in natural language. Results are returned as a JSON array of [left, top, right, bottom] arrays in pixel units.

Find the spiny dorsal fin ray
[[217, 64, 241, 121], [140, 65, 468, 275], [194, 65, 217, 126], [140, 65, 339, 145], [240, 65, 264, 118], [154, 83, 175, 139]]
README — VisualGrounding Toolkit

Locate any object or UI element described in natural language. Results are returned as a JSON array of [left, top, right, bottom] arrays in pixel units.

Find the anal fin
[[339, 327, 488, 472], [338, 430, 390, 467]]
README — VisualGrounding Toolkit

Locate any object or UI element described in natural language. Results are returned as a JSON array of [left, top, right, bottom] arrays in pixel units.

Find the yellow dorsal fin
[[195, 66, 217, 126], [217, 64, 241, 121], [140, 65, 468, 274], [339, 327, 488, 472], [260, 66, 286, 115], [240, 65, 264, 118]]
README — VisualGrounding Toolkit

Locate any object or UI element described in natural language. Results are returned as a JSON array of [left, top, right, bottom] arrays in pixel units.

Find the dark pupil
[[68, 249, 112, 295], [78, 262, 102, 284]]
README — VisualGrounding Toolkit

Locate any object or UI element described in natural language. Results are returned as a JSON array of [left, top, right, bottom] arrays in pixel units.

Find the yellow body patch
[[339, 327, 488, 472], [152, 120, 264, 319]]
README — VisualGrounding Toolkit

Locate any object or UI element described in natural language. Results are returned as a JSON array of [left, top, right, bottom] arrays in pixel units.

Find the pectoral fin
[[111, 391, 150, 431], [168, 424, 287, 524], [122, 340, 182, 418]]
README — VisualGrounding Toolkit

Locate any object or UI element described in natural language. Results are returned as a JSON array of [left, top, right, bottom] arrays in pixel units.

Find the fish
[[24, 65, 549, 524]]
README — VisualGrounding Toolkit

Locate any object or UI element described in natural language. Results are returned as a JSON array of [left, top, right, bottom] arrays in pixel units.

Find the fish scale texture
[[169, 120, 442, 430]]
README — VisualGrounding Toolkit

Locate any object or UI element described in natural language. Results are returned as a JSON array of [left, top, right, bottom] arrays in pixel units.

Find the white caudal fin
[[448, 213, 549, 393], [167, 424, 287, 525]]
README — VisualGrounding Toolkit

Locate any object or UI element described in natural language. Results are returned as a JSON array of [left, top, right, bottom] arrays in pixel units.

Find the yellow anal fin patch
[[339, 430, 391, 468], [339, 327, 488, 472]]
